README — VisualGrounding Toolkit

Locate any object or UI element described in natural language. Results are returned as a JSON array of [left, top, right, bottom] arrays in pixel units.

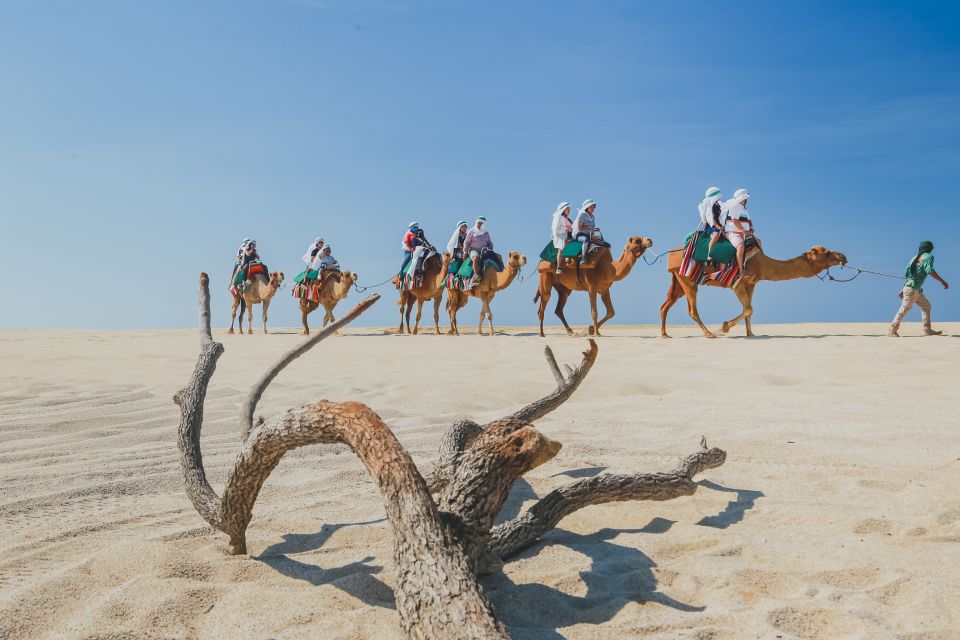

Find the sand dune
[[1, 323, 958, 639]]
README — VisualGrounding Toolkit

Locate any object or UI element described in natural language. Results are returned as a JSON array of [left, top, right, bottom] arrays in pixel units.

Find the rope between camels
[[816, 264, 905, 283], [642, 248, 683, 265], [353, 275, 397, 294]]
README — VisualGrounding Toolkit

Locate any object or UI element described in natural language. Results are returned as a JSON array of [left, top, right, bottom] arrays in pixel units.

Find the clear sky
[[3, 0, 957, 329]]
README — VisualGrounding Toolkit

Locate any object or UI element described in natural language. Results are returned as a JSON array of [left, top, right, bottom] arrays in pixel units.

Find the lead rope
[[642, 248, 683, 265], [353, 275, 397, 294], [816, 264, 904, 283]]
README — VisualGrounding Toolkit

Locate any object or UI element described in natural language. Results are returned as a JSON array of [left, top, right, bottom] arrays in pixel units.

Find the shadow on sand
[[257, 482, 763, 636], [255, 519, 395, 609]]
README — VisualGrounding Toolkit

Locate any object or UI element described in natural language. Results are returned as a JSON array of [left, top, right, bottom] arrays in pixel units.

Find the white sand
[[1, 323, 958, 640]]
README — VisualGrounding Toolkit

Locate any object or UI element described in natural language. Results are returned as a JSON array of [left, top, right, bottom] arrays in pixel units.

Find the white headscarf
[[552, 202, 572, 248], [698, 187, 722, 227], [720, 188, 751, 227], [446, 220, 468, 255], [302, 238, 324, 265]]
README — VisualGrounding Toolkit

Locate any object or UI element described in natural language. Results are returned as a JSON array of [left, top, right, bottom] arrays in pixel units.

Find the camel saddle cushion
[[537, 241, 603, 273], [456, 251, 504, 278], [683, 231, 737, 265]]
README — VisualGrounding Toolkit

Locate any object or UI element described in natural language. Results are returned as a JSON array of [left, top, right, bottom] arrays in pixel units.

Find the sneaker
[[923, 328, 943, 336], [887, 328, 900, 337]]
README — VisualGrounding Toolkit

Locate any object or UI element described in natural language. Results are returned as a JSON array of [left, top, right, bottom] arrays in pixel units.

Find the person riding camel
[[889, 240, 949, 337], [235, 239, 264, 290], [229, 238, 253, 290], [698, 187, 723, 260], [573, 199, 598, 264], [464, 216, 493, 281], [446, 220, 469, 266], [551, 201, 573, 274], [398, 222, 423, 282], [302, 237, 325, 269], [720, 188, 761, 276]]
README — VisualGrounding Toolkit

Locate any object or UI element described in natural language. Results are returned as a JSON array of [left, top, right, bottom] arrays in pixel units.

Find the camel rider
[[229, 238, 252, 289], [464, 216, 493, 279], [237, 240, 263, 287], [698, 187, 723, 259], [314, 245, 340, 272], [398, 222, 422, 279], [302, 237, 325, 267], [721, 189, 761, 275], [551, 201, 573, 274], [446, 220, 469, 265], [573, 199, 598, 263], [889, 241, 949, 337]]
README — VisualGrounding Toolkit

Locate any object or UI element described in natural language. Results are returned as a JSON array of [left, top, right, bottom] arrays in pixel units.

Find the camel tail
[[533, 290, 541, 304]]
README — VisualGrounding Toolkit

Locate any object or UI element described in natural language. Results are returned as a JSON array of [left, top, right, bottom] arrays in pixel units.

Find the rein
[[642, 248, 683, 265], [816, 264, 904, 283]]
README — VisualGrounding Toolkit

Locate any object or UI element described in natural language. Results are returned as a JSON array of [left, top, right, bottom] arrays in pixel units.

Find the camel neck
[[612, 250, 639, 281], [755, 254, 818, 282], [496, 265, 520, 291]]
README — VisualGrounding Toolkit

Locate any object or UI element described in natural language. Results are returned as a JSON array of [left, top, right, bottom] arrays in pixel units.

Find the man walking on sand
[[889, 240, 949, 337]]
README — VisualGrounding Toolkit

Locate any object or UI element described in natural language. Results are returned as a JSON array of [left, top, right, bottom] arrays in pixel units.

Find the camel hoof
[[247, 330, 253, 335], [227, 329, 234, 334], [720, 323, 731, 334], [302, 330, 309, 336], [661, 334, 672, 339], [705, 333, 717, 339]]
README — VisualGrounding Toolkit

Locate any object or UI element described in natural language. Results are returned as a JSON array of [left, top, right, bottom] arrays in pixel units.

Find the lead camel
[[660, 245, 847, 338]]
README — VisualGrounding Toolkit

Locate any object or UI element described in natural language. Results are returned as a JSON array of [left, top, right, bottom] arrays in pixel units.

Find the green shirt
[[904, 252, 935, 291]]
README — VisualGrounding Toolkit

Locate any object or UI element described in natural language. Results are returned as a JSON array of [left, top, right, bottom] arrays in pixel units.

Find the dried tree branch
[[427, 340, 598, 492], [544, 346, 565, 386], [178, 273, 732, 639], [436, 419, 562, 572], [487, 443, 727, 560], [240, 293, 381, 440], [174, 273, 226, 529]]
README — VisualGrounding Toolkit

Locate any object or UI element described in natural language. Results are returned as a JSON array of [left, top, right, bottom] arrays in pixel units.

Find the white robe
[[552, 212, 572, 250]]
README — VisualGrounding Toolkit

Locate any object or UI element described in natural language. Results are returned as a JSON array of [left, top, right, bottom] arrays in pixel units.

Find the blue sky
[[3, 0, 957, 329]]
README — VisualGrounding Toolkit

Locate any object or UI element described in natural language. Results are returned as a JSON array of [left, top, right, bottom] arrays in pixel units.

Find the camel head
[[803, 246, 847, 271], [625, 236, 654, 258], [506, 251, 527, 269], [269, 271, 285, 288], [341, 271, 358, 287], [441, 251, 453, 266]]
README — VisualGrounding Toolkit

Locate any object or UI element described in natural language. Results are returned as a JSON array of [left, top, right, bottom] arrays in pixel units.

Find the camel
[[535, 236, 653, 337], [446, 251, 527, 336], [660, 245, 847, 338], [299, 271, 358, 335], [229, 270, 284, 334], [396, 251, 452, 334]]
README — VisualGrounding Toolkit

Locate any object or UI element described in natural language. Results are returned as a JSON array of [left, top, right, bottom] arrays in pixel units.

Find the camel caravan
[[223, 190, 947, 338]]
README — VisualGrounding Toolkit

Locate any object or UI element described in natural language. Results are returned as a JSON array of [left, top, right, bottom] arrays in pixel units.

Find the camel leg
[[676, 279, 715, 338], [554, 286, 575, 336], [536, 288, 551, 337], [433, 294, 442, 335], [486, 296, 495, 336], [447, 293, 459, 335], [261, 299, 270, 334], [586, 289, 601, 337], [722, 283, 755, 335], [413, 298, 425, 335], [228, 298, 239, 334], [300, 302, 310, 336], [479, 294, 494, 336], [659, 273, 685, 338], [247, 302, 255, 335], [744, 284, 757, 336], [403, 296, 414, 334], [596, 289, 615, 331]]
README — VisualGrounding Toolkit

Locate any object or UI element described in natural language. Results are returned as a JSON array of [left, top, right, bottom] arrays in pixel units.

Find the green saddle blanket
[[294, 269, 321, 284], [683, 231, 736, 264], [456, 257, 503, 279], [539, 240, 583, 263]]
